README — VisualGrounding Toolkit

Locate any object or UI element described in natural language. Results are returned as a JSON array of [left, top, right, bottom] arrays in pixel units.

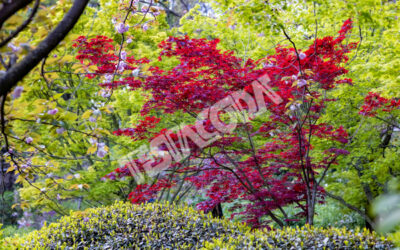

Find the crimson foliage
[[74, 20, 358, 228]]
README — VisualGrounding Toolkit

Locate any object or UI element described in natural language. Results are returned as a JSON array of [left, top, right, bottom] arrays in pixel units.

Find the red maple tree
[[74, 19, 357, 227]]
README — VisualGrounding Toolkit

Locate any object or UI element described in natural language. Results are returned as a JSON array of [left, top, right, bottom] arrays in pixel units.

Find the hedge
[[2, 202, 393, 249], [13, 202, 246, 249], [204, 225, 393, 249]]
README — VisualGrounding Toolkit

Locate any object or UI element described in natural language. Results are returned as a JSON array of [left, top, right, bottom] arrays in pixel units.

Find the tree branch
[[0, 0, 33, 29], [0, 0, 89, 97], [0, 0, 40, 48], [325, 190, 376, 228]]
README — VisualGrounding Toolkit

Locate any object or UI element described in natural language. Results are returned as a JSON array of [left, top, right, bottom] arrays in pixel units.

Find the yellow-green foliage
[[13, 202, 248, 249], [204, 225, 393, 250], [0, 224, 26, 250], [0, 224, 3, 247], [5, 202, 393, 249]]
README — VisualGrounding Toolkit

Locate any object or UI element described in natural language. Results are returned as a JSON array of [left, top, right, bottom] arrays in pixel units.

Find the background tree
[[176, 0, 400, 229], [1, 0, 168, 222]]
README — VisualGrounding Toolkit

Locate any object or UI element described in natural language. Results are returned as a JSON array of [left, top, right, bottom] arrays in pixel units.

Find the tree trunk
[[306, 194, 315, 225], [211, 203, 223, 218], [0, 161, 15, 192], [365, 204, 375, 231]]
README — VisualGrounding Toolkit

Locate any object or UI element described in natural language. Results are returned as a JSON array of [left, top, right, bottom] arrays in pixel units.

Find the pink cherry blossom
[[117, 61, 127, 72], [12, 86, 24, 99], [297, 79, 307, 87], [47, 108, 58, 115], [104, 74, 113, 83], [8, 43, 20, 53], [115, 22, 129, 33], [152, 7, 160, 16], [56, 127, 65, 134], [97, 148, 107, 158], [101, 90, 111, 98], [89, 138, 97, 145], [121, 50, 127, 60]]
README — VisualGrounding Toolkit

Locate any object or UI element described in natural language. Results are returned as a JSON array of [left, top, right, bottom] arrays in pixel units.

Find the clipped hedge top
[[205, 225, 394, 250], [18, 201, 247, 249], [7, 201, 394, 249]]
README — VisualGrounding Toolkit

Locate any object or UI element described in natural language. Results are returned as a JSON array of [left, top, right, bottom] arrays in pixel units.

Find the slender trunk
[[306, 185, 317, 225], [365, 217, 374, 231], [307, 199, 315, 225], [211, 203, 223, 218], [365, 204, 374, 231]]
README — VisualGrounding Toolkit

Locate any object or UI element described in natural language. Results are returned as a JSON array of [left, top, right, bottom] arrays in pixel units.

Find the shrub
[[205, 225, 393, 249], [17, 201, 247, 249], [11, 202, 393, 249], [0, 225, 34, 238], [0, 191, 22, 226], [0, 224, 23, 250]]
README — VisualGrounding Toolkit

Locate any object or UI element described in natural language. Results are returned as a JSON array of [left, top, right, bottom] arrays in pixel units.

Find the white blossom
[[89, 138, 97, 145], [132, 68, 140, 77], [93, 109, 101, 116]]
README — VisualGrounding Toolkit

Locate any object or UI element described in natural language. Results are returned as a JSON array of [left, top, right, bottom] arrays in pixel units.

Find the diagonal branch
[[0, 0, 40, 48], [0, 0, 33, 29], [0, 0, 89, 97], [325, 190, 376, 228]]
